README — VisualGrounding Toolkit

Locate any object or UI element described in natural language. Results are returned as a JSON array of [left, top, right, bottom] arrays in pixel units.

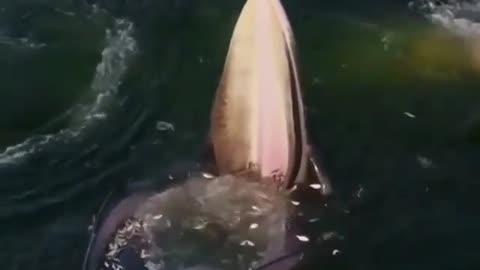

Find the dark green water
[[0, 0, 479, 269]]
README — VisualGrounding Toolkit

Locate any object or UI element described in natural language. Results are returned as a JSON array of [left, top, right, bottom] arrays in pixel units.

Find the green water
[[0, 0, 479, 269]]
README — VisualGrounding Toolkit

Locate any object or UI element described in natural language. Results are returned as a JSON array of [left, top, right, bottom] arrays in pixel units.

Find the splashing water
[[128, 175, 291, 270], [414, 0, 480, 36], [0, 17, 137, 165]]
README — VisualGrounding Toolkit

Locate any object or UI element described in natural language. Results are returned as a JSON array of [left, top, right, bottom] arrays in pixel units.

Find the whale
[[82, 0, 332, 269]]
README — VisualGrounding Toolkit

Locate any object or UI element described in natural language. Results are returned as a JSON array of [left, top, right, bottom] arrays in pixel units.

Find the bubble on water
[[156, 121, 175, 131], [417, 155, 434, 168], [356, 185, 364, 198]]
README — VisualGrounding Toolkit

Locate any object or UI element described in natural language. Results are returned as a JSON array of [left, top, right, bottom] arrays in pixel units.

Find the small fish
[[296, 235, 310, 242], [156, 121, 175, 131], [240, 240, 255, 246], [201, 172, 214, 179], [290, 200, 300, 206], [309, 184, 322, 190]]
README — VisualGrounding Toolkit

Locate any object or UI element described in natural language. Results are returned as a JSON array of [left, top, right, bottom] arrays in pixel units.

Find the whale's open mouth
[[82, 2, 333, 270], [209, 0, 330, 194], [132, 175, 292, 270]]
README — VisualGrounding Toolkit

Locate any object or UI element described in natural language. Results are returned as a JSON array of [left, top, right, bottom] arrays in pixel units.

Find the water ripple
[[0, 17, 137, 165]]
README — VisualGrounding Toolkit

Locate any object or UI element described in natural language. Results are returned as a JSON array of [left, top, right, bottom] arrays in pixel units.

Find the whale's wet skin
[[83, 0, 334, 269], [1, 0, 480, 270]]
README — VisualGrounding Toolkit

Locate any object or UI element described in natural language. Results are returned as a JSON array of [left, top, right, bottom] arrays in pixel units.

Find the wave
[[0, 15, 137, 165], [414, 0, 480, 36], [0, 36, 46, 49]]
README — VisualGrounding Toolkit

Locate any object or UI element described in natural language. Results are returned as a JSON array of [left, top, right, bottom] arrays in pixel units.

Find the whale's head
[[209, 0, 331, 195]]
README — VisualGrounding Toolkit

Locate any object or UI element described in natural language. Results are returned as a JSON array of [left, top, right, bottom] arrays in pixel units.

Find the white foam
[[415, 0, 480, 36], [0, 36, 46, 49], [0, 16, 137, 165], [71, 18, 137, 128]]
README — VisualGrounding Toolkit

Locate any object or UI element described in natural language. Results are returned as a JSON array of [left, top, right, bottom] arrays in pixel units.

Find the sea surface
[[0, 0, 479, 269]]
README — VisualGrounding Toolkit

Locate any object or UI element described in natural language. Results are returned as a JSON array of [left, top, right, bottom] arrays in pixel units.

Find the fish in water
[[82, 0, 333, 269]]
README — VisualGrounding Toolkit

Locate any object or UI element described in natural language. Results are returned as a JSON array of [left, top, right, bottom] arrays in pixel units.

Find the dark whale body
[[82, 162, 309, 270], [82, 0, 335, 269], [83, 161, 203, 270]]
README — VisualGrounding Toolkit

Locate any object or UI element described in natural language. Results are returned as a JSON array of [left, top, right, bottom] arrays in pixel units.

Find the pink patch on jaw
[[255, 1, 290, 183], [271, 169, 285, 186], [258, 120, 289, 180], [258, 32, 289, 181]]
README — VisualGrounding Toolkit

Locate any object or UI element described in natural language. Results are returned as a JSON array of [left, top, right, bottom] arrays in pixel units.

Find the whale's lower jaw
[[209, 0, 310, 190]]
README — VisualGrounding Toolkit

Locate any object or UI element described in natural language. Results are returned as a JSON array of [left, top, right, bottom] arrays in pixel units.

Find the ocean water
[[0, 0, 479, 269]]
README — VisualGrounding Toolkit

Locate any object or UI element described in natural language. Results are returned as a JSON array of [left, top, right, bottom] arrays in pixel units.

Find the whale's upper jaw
[[208, 0, 331, 195]]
